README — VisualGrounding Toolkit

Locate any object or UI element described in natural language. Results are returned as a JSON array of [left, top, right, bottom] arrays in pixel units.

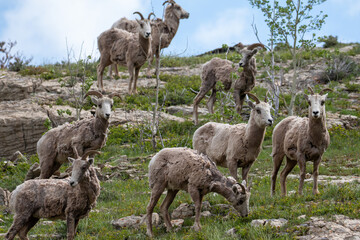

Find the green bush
[[320, 54, 359, 83], [318, 35, 339, 48]]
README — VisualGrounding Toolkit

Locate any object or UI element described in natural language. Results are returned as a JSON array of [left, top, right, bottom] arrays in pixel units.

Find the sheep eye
[[256, 109, 261, 114], [237, 199, 244, 205], [321, 101, 325, 106], [98, 104, 102, 108]]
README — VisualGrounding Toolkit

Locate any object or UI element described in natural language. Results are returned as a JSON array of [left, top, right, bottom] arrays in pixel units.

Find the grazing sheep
[[5, 150, 101, 240], [193, 93, 273, 181], [37, 90, 120, 179], [112, 0, 189, 77], [145, 147, 251, 237], [97, 12, 153, 94], [192, 43, 265, 125], [271, 87, 332, 196]]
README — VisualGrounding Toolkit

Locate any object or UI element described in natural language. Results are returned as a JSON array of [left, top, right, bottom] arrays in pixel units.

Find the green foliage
[[321, 54, 359, 83], [318, 35, 339, 48]]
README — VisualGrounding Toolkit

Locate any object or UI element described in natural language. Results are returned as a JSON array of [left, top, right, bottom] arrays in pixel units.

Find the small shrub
[[8, 53, 32, 72], [319, 54, 359, 83], [318, 35, 339, 48]]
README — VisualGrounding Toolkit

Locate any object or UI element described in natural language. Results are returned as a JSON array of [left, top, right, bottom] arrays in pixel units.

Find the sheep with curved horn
[[37, 90, 120, 179]]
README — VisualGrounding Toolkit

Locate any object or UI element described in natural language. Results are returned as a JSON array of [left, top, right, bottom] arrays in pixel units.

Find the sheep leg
[[241, 162, 254, 183], [113, 64, 120, 78], [271, 153, 285, 196], [66, 213, 76, 240], [146, 182, 167, 237], [160, 189, 179, 232], [235, 93, 246, 114], [128, 64, 135, 95], [5, 215, 31, 240], [206, 88, 217, 114], [97, 63, 106, 92], [312, 158, 321, 195], [132, 66, 141, 95], [146, 54, 154, 78], [18, 217, 39, 240], [280, 157, 297, 196], [228, 160, 239, 181], [193, 86, 213, 125], [297, 156, 307, 195], [188, 185, 203, 231], [40, 161, 62, 179]]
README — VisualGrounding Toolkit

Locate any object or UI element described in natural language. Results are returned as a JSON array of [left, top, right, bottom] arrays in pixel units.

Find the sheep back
[[97, 28, 124, 54], [10, 179, 92, 220], [37, 117, 106, 164], [193, 122, 248, 168], [202, 57, 236, 91], [148, 148, 214, 192], [112, 17, 138, 33]]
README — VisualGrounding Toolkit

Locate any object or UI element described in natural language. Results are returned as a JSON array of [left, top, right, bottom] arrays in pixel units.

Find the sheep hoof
[[313, 190, 320, 195], [191, 224, 201, 232]]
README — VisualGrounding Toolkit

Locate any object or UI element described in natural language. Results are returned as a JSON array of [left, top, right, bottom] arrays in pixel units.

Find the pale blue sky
[[0, 0, 359, 65]]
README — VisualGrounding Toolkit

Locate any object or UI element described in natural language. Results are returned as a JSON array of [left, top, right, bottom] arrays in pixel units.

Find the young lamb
[[145, 147, 251, 237], [5, 150, 101, 240], [97, 12, 153, 94], [193, 93, 273, 181], [271, 87, 332, 196], [111, 0, 189, 77], [37, 90, 120, 179]]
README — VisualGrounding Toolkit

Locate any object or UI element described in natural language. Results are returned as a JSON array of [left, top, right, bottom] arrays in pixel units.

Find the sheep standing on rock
[[5, 150, 101, 240], [111, 0, 189, 77], [37, 90, 119, 179], [145, 147, 250, 237], [97, 12, 153, 94], [271, 87, 332, 196], [193, 43, 265, 125], [193, 93, 273, 181]]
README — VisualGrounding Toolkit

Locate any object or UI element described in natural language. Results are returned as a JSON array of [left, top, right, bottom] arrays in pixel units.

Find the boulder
[[171, 203, 195, 219], [111, 213, 160, 229]]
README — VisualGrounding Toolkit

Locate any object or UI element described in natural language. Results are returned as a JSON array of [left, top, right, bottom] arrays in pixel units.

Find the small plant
[[318, 35, 339, 48], [320, 54, 359, 83]]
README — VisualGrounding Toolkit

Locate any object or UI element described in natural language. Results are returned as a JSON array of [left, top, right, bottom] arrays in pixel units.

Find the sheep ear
[[252, 49, 258, 55], [68, 157, 75, 164], [304, 94, 309, 102], [90, 97, 98, 105], [248, 100, 255, 109], [241, 180, 247, 187], [88, 158, 94, 165], [232, 185, 239, 194]]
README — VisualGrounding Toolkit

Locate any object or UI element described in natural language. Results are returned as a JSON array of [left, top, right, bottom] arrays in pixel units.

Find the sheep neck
[[138, 33, 150, 57], [210, 176, 237, 203], [245, 113, 266, 149], [308, 113, 327, 146], [78, 168, 100, 204], [94, 116, 109, 138], [164, 10, 180, 41], [241, 60, 256, 84]]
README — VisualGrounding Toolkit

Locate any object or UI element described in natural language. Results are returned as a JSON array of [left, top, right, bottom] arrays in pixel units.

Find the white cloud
[[193, 8, 256, 50], [0, 0, 150, 64]]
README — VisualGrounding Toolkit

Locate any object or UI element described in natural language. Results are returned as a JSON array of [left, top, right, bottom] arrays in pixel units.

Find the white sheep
[[97, 12, 152, 94], [193, 93, 273, 181], [193, 43, 265, 125], [271, 87, 332, 196], [144, 147, 251, 237], [111, 0, 189, 77], [37, 90, 120, 179], [5, 150, 101, 240]]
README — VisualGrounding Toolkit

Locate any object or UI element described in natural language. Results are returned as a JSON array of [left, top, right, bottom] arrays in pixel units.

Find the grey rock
[[171, 203, 195, 219], [25, 163, 41, 180], [226, 228, 238, 236], [0, 187, 11, 206], [111, 213, 160, 229]]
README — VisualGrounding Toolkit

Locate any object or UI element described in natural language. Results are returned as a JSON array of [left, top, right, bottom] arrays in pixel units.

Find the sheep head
[[164, 0, 189, 19], [68, 150, 100, 187], [246, 92, 273, 127], [305, 87, 332, 119], [85, 90, 121, 120], [134, 12, 153, 39], [238, 43, 265, 67], [231, 180, 251, 217]]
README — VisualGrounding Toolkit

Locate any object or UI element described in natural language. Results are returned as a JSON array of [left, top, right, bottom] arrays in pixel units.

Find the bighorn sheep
[[193, 43, 265, 125], [97, 12, 153, 94], [145, 147, 250, 237], [193, 93, 273, 181], [37, 90, 120, 179], [271, 87, 332, 196], [111, 0, 189, 77], [5, 150, 101, 240]]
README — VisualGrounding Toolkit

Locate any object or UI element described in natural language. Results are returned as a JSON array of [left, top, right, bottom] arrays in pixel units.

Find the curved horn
[[319, 88, 333, 95], [85, 90, 103, 98], [239, 183, 246, 193], [245, 92, 260, 104], [234, 42, 245, 50], [148, 12, 155, 20], [133, 11, 145, 20], [81, 150, 101, 160], [307, 86, 315, 95], [264, 91, 269, 103], [247, 43, 266, 50], [108, 93, 122, 100], [163, 0, 175, 5]]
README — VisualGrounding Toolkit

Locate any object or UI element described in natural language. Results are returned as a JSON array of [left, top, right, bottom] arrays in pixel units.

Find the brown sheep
[[271, 87, 332, 196], [145, 147, 251, 237], [5, 150, 100, 240]]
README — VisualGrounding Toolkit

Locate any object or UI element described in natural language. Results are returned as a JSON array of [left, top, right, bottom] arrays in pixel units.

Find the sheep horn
[[247, 43, 266, 50], [81, 150, 101, 160], [307, 86, 315, 95], [319, 88, 333, 95], [234, 42, 245, 50], [108, 93, 122, 100], [163, 0, 175, 5], [85, 90, 103, 98], [148, 12, 155, 20], [264, 91, 269, 103], [238, 183, 246, 193], [245, 92, 260, 104], [133, 11, 145, 20]]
